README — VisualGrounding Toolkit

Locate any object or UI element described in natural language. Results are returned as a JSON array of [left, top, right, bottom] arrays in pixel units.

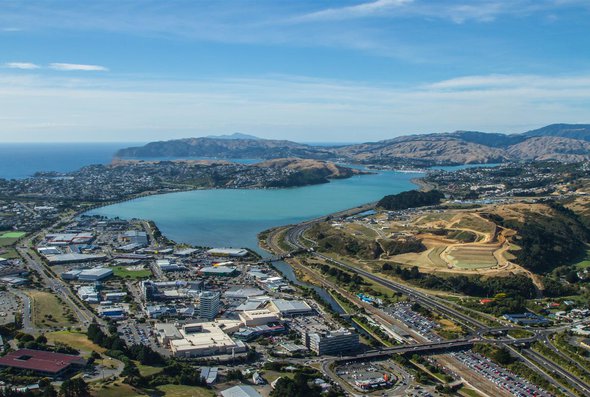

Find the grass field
[[29, 291, 74, 328], [111, 266, 152, 279], [0, 247, 19, 259], [0, 231, 26, 239], [262, 370, 296, 383], [92, 382, 144, 397], [575, 250, 590, 269], [153, 385, 215, 397], [135, 361, 164, 377], [46, 330, 106, 354]]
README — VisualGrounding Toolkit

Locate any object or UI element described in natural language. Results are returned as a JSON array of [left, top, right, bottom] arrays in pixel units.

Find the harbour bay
[[87, 169, 422, 251]]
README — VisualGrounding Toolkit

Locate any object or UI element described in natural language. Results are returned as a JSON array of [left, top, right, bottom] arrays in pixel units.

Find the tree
[[492, 347, 514, 365], [59, 378, 89, 397], [36, 334, 48, 344], [122, 361, 142, 385], [41, 385, 57, 397]]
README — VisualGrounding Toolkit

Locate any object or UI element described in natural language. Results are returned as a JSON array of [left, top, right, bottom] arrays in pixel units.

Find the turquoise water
[[88, 170, 422, 250]]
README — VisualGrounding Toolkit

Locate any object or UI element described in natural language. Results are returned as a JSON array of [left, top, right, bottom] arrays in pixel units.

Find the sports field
[[0, 231, 26, 239]]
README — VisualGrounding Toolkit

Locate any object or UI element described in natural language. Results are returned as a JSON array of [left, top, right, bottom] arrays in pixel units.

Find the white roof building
[[221, 385, 262, 397], [268, 299, 313, 317], [78, 267, 113, 281], [239, 309, 279, 327], [164, 320, 246, 358], [207, 248, 249, 257]]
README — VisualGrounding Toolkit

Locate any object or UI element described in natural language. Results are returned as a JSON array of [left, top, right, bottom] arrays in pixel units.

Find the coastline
[[411, 177, 435, 192]]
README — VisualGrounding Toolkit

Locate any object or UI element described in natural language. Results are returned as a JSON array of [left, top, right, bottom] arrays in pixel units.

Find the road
[[266, 205, 589, 396], [16, 217, 105, 329], [523, 346, 590, 396], [285, 221, 490, 331], [10, 289, 34, 334]]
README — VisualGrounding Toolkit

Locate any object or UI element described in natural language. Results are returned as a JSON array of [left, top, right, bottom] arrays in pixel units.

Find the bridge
[[332, 335, 536, 363], [257, 249, 307, 264]]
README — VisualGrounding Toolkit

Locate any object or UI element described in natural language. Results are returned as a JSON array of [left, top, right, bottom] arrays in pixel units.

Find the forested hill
[[115, 137, 334, 160], [377, 190, 444, 211]]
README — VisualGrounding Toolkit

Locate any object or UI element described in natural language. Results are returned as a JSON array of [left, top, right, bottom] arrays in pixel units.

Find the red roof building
[[0, 349, 86, 377]]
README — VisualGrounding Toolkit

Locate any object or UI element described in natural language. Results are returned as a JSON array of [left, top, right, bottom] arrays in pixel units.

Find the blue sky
[[1, 0, 589, 142]]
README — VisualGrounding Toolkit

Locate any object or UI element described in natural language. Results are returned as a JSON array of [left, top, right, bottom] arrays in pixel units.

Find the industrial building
[[207, 248, 249, 257], [78, 285, 99, 303], [0, 349, 86, 378], [174, 248, 198, 257], [43, 252, 107, 265], [224, 287, 265, 299], [77, 267, 113, 282], [156, 259, 187, 272], [104, 292, 127, 302], [503, 313, 550, 326], [200, 266, 238, 277], [268, 299, 314, 317], [221, 385, 262, 397], [0, 276, 29, 286], [303, 329, 360, 356], [141, 280, 203, 301], [199, 291, 221, 320], [44, 232, 94, 245], [200, 367, 218, 385], [98, 306, 127, 320], [120, 230, 148, 246]]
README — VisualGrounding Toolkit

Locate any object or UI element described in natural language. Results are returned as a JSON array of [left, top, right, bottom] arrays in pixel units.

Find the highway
[[268, 207, 590, 397], [523, 346, 590, 396], [284, 221, 490, 331]]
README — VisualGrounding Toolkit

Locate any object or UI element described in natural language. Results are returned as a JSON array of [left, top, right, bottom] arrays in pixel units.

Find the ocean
[[0, 143, 135, 180]]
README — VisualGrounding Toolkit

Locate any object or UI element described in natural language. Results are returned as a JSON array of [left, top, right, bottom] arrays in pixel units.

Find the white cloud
[[4, 62, 40, 70], [0, 71, 589, 142], [49, 63, 108, 72], [294, 0, 587, 24], [296, 0, 414, 21], [427, 73, 590, 90]]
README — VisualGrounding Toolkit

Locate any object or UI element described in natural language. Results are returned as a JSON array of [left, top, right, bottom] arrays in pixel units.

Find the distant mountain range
[[115, 123, 590, 166], [204, 132, 260, 140]]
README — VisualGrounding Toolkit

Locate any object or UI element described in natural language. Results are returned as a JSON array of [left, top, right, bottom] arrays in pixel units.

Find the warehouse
[[120, 230, 148, 246], [78, 267, 113, 281], [45, 232, 94, 245], [221, 385, 262, 397], [78, 285, 99, 303], [200, 266, 238, 277], [268, 299, 313, 317], [207, 248, 249, 257], [44, 252, 107, 265]]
